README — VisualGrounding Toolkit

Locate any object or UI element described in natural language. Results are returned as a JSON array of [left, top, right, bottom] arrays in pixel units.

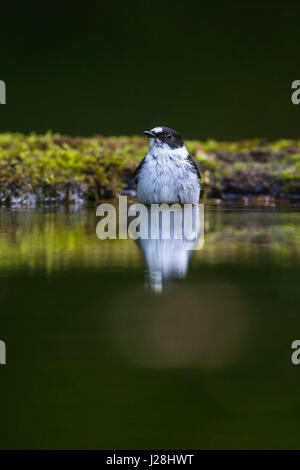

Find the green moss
[[271, 140, 300, 153], [195, 138, 265, 155], [0, 132, 300, 202], [233, 162, 247, 172], [195, 152, 219, 170], [277, 167, 297, 181]]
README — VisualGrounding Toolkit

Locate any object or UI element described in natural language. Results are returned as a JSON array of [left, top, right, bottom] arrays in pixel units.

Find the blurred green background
[[1, 1, 300, 139]]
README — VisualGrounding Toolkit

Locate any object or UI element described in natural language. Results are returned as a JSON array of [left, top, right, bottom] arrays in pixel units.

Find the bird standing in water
[[133, 126, 201, 204]]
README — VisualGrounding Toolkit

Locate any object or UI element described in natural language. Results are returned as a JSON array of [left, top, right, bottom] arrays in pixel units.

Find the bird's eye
[[166, 134, 172, 139]]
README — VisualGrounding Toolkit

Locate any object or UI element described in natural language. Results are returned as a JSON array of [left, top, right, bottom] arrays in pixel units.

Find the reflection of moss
[[1, 205, 300, 271], [1, 132, 300, 202]]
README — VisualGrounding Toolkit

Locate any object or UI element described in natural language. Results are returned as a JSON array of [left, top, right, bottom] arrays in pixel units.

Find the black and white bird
[[133, 126, 201, 204]]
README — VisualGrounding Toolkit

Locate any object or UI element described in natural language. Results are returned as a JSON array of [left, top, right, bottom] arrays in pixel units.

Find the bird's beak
[[144, 130, 156, 138]]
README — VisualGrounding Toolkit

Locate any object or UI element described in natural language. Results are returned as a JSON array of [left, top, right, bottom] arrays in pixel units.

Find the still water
[[0, 200, 300, 449]]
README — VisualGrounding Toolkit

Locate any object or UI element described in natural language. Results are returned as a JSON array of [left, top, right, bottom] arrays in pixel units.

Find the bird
[[133, 126, 201, 204]]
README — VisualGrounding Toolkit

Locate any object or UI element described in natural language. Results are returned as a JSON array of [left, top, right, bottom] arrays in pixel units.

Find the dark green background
[[1, 1, 300, 139]]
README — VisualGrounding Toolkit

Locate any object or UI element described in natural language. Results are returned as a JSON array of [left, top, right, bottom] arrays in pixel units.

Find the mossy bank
[[1, 132, 300, 204]]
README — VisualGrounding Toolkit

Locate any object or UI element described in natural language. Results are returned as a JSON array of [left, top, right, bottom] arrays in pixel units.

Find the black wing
[[132, 157, 146, 183], [187, 154, 201, 181]]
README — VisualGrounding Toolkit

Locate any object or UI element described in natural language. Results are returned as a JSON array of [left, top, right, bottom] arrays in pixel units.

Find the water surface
[[0, 200, 300, 449]]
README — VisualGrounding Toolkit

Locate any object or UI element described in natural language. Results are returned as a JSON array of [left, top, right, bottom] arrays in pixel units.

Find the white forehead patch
[[151, 126, 163, 134]]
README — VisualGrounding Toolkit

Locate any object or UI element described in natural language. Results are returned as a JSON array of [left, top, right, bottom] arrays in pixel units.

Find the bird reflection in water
[[128, 204, 204, 293]]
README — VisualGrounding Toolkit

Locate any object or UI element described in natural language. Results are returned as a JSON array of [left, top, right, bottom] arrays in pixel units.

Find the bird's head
[[144, 126, 184, 150]]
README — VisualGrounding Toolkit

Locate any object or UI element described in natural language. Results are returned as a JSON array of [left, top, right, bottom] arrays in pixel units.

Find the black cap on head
[[143, 126, 184, 149]]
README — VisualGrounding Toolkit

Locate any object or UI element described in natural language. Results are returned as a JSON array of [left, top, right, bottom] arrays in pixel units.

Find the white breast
[[137, 144, 200, 204]]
